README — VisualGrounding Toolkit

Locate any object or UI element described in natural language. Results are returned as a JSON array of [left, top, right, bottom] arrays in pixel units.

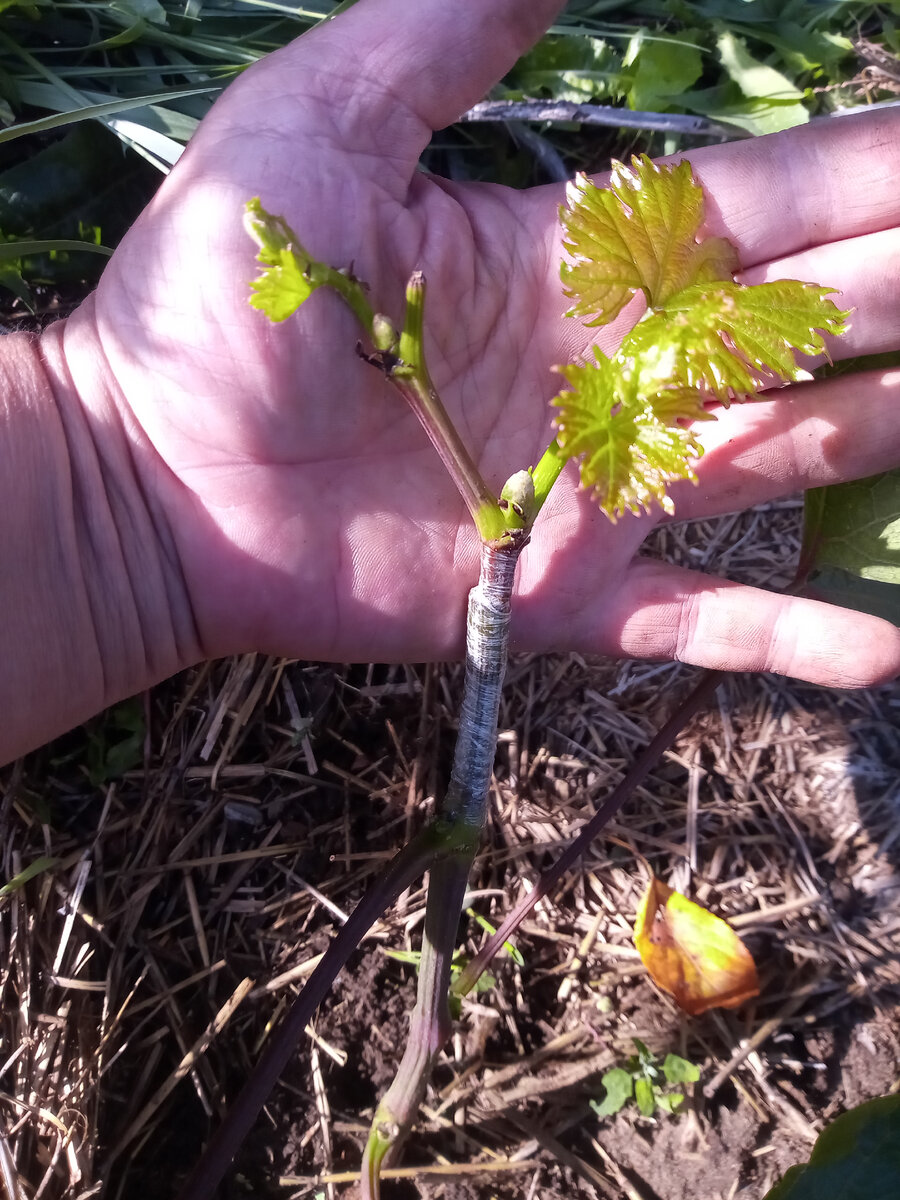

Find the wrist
[[0, 312, 201, 764]]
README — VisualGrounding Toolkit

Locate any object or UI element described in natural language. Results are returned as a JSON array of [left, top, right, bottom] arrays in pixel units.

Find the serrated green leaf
[[651, 280, 848, 397], [554, 349, 703, 519], [763, 1095, 900, 1200], [591, 1068, 634, 1117], [560, 156, 739, 326], [245, 198, 375, 331], [244, 199, 320, 323], [801, 473, 900, 623], [662, 1054, 701, 1085], [555, 150, 848, 522], [625, 306, 759, 403], [634, 1077, 656, 1117], [248, 247, 317, 322]]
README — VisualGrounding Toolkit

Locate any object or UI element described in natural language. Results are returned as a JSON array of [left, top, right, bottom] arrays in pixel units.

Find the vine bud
[[499, 469, 536, 527], [372, 313, 399, 352]]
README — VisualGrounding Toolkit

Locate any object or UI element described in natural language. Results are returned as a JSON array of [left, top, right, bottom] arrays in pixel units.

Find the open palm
[[67, 0, 900, 686]]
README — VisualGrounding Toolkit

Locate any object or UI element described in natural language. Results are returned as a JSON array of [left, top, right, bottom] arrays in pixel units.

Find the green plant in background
[[591, 1039, 700, 1119], [0, 1, 894, 301], [763, 1094, 900, 1200], [84, 696, 146, 786]]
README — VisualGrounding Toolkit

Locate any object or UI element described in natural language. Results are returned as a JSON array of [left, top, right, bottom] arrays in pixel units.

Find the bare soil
[[1, 504, 898, 1200]]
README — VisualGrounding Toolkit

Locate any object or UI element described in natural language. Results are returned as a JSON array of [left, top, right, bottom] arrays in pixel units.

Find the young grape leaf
[[656, 1092, 685, 1114], [634, 874, 760, 1016], [662, 281, 849, 390], [800, 473, 900, 623], [560, 156, 738, 326], [554, 349, 703, 518], [554, 154, 849, 520], [591, 1067, 634, 1118], [244, 198, 321, 323]]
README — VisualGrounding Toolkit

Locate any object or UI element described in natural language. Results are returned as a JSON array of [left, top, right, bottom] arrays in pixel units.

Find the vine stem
[[174, 822, 459, 1200], [361, 535, 526, 1197]]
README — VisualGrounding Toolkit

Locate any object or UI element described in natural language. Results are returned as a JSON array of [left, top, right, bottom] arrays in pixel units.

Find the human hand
[[51, 0, 900, 688]]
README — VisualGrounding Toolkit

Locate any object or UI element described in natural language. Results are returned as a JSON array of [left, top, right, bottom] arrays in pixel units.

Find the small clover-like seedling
[[591, 1039, 700, 1119], [554, 155, 849, 518]]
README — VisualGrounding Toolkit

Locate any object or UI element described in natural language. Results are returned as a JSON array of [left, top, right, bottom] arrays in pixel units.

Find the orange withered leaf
[[634, 875, 759, 1016]]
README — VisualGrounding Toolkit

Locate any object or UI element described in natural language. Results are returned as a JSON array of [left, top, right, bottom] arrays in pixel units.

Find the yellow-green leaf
[[559, 156, 738, 326], [634, 874, 759, 1016], [553, 349, 703, 519]]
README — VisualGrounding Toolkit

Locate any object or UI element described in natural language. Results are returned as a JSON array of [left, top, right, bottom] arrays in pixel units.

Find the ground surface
[[1, 501, 898, 1200]]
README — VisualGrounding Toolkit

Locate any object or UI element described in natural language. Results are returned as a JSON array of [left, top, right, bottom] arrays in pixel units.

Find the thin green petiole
[[530, 437, 567, 514], [393, 273, 507, 542]]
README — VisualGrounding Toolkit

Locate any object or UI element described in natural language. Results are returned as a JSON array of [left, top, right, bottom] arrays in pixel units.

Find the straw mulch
[[2, 500, 898, 1200]]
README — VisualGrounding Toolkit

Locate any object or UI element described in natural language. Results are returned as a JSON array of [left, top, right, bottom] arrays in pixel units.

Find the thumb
[[260, 0, 565, 163]]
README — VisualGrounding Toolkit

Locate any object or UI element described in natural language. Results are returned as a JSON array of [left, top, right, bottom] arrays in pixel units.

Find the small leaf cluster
[[590, 1038, 700, 1120], [554, 155, 848, 520]]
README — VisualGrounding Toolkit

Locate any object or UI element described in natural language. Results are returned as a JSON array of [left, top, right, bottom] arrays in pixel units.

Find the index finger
[[688, 108, 900, 266]]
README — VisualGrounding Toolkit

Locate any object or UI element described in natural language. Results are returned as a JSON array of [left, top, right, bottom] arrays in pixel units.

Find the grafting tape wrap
[[445, 541, 520, 828]]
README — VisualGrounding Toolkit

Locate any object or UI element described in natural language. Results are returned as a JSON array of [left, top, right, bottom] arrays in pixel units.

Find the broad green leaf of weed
[[87, 697, 145, 785], [800, 473, 900, 623], [624, 30, 704, 111], [631, 1039, 656, 1072], [634, 1077, 656, 1118], [0, 262, 32, 307], [560, 157, 738, 326], [662, 1054, 701, 1086], [656, 1092, 686, 1114], [678, 87, 806, 137], [111, 0, 167, 21], [716, 30, 809, 131], [505, 33, 622, 104], [591, 1068, 634, 1117], [750, 22, 853, 77], [764, 1095, 900, 1200]]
